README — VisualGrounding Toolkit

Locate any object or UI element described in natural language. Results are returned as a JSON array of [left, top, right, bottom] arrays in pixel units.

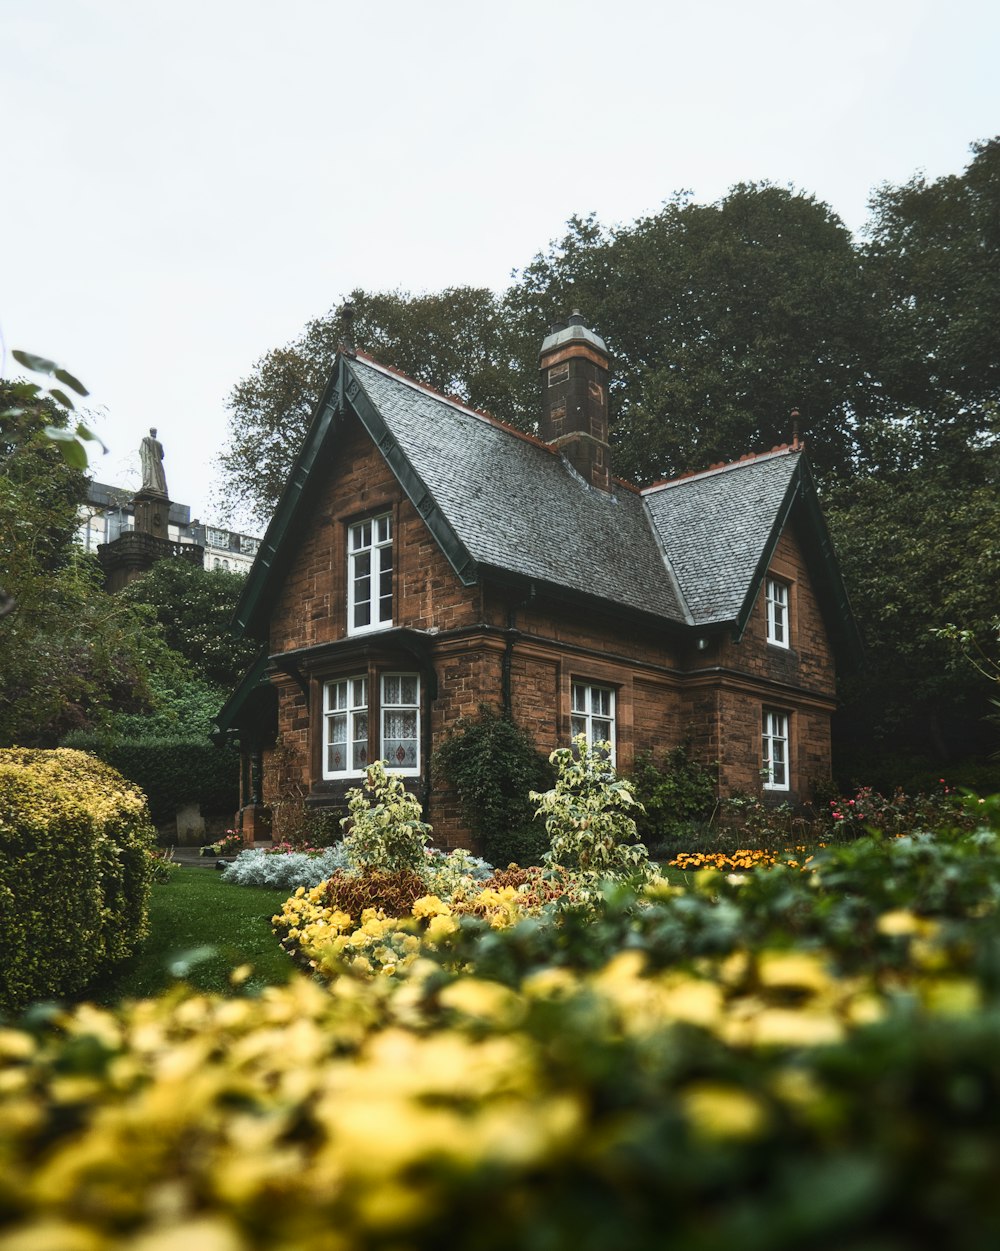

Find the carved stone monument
[[97, 427, 203, 590]]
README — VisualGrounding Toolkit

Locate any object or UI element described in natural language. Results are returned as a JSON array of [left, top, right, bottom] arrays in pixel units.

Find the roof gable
[[642, 449, 803, 629]]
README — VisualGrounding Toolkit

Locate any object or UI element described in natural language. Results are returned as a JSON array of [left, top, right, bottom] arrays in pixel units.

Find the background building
[[78, 480, 260, 578]]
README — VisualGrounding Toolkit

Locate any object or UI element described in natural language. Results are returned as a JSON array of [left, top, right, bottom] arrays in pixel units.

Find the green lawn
[[88, 868, 296, 1005]]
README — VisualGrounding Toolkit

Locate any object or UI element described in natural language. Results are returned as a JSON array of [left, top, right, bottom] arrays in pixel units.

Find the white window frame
[[762, 709, 790, 791], [570, 681, 616, 760], [380, 673, 421, 776], [765, 577, 790, 648], [348, 513, 393, 636], [322, 676, 369, 779]]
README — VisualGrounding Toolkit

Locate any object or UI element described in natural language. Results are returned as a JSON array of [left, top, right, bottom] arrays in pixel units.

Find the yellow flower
[[681, 1083, 769, 1141]]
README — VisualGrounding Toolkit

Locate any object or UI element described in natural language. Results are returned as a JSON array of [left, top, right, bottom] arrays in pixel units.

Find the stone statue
[[139, 428, 168, 497]]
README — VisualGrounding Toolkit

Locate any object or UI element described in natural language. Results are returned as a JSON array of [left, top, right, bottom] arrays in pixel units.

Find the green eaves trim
[[342, 358, 478, 587], [212, 649, 272, 738], [231, 363, 347, 640]]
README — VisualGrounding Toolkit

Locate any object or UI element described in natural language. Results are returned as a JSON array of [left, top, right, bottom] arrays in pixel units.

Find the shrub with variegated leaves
[[531, 735, 650, 894]]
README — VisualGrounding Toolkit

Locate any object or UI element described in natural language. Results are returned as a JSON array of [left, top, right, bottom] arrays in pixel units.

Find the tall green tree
[[118, 558, 260, 690], [217, 287, 514, 526], [862, 137, 1000, 475], [508, 186, 878, 483], [0, 383, 150, 745], [824, 445, 1000, 769]]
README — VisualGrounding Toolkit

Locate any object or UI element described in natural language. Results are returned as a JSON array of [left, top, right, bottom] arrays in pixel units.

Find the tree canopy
[[0, 384, 151, 745], [118, 558, 260, 691], [214, 138, 1000, 774]]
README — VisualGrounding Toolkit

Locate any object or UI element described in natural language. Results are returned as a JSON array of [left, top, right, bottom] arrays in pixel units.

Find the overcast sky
[[3, 0, 997, 531]]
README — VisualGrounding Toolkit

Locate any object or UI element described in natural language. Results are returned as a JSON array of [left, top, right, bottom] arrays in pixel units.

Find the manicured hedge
[[63, 732, 239, 823], [0, 748, 155, 1014]]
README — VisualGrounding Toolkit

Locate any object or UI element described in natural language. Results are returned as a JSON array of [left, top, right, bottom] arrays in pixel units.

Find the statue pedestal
[[132, 491, 170, 541]]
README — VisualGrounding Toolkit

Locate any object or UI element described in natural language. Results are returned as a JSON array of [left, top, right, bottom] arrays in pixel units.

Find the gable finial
[[338, 300, 357, 358], [790, 407, 801, 448]]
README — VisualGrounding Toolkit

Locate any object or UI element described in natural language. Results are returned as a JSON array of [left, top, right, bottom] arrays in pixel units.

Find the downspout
[[502, 584, 536, 717]]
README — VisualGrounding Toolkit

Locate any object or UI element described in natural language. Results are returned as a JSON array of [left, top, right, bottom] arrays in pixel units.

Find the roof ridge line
[[351, 351, 558, 456], [641, 442, 803, 495]]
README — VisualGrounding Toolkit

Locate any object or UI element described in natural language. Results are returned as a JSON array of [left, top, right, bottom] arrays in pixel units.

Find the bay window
[[381, 674, 420, 774], [321, 671, 421, 779], [323, 676, 369, 778]]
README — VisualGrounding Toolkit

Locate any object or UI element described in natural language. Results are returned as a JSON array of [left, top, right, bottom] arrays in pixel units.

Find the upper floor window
[[323, 676, 369, 778], [762, 708, 789, 790], [348, 513, 393, 635], [765, 577, 789, 648], [571, 681, 616, 758]]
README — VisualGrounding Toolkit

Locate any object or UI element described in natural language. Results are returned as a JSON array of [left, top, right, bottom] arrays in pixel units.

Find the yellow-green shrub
[[2, 941, 1000, 1250], [273, 884, 533, 981], [0, 748, 155, 1014]]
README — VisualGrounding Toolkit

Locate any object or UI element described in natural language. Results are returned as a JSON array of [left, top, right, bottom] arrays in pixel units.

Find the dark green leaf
[[54, 368, 89, 397], [12, 349, 59, 376], [47, 388, 75, 411], [75, 422, 108, 453]]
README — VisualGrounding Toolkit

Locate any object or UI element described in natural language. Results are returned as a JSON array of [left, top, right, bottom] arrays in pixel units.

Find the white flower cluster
[[221, 845, 350, 890]]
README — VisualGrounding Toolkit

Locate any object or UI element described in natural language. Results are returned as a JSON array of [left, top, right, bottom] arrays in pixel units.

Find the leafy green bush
[[532, 735, 650, 893], [0, 748, 154, 1014], [62, 731, 239, 824], [822, 782, 978, 839], [433, 707, 552, 863], [627, 744, 718, 851], [341, 761, 431, 872]]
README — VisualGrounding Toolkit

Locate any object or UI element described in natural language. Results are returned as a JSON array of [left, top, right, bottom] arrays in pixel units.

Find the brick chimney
[[539, 312, 611, 491]]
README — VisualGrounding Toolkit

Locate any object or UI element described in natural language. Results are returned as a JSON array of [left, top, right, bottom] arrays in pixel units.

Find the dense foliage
[[0, 748, 154, 1013], [432, 707, 552, 866], [61, 732, 240, 825], [3, 802, 1000, 1246], [118, 558, 260, 690], [533, 735, 650, 892], [825, 453, 1000, 771], [340, 761, 432, 872], [627, 743, 719, 850], [0, 385, 152, 746]]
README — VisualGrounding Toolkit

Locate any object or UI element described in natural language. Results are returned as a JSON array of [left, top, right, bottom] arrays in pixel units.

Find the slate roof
[[235, 350, 859, 659], [643, 450, 802, 626], [349, 357, 687, 623]]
